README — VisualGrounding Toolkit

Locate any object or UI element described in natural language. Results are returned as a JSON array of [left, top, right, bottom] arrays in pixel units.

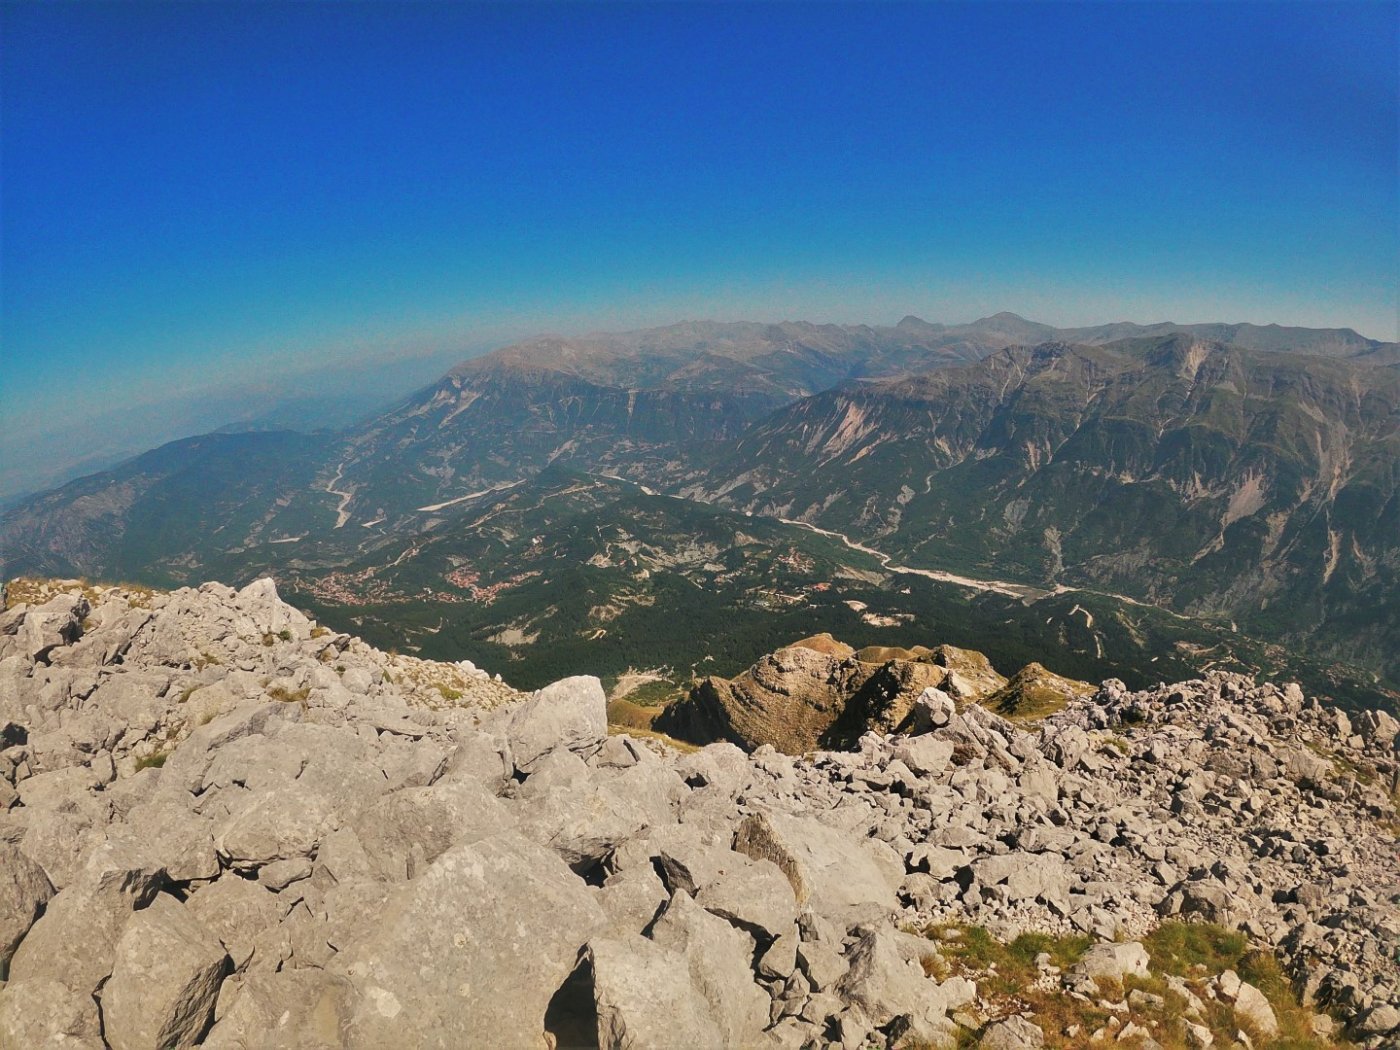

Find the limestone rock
[[186, 876, 285, 971], [1073, 941, 1151, 979], [588, 935, 726, 1050], [649, 890, 769, 1046], [735, 811, 900, 927], [507, 675, 607, 773], [0, 977, 104, 1050], [0, 841, 53, 977], [1231, 979, 1279, 1038], [340, 833, 606, 1049], [102, 893, 231, 1050], [979, 1014, 1046, 1048]]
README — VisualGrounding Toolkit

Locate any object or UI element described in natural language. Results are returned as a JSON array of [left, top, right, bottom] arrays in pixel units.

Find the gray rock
[[837, 925, 958, 1039], [893, 735, 955, 778], [352, 779, 513, 881], [507, 675, 607, 774], [203, 969, 352, 1049], [186, 876, 285, 971], [339, 833, 605, 1049], [7, 838, 166, 995], [117, 801, 220, 882], [649, 890, 769, 1045], [596, 864, 670, 936], [0, 977, 104, 1049], [588, 934, 726, 1050], [693, 852, 799, 941], [216, 788, 334, 868], [734, 811, 901, 927], [979, 1014, 1046, 1048], [1073, 940, 1150, 979], [1231, 979, 1279, 1038], [0, 841, 53, 977], [101, 893, 230, 1050]]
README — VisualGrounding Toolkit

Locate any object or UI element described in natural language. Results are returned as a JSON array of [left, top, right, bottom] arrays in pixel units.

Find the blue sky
[[2, 1, 1396, 487]]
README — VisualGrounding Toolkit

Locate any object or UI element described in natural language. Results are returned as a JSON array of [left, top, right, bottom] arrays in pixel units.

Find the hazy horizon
[[3, 0, 1396, 495], [3, 305, 1393, 503]]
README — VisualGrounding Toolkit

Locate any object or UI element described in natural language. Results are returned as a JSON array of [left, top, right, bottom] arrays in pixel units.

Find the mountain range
[[3, 313, 1396, 712]]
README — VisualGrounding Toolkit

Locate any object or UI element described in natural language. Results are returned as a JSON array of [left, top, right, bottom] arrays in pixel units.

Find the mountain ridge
[[3, 316, 1397, 713]]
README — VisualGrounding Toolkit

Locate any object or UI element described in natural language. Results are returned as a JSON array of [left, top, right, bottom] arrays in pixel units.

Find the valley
[[2, 317, 1397, 717]]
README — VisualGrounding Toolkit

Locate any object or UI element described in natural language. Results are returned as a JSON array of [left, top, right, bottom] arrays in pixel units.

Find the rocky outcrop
[[0, 580, 1396, 1048], [980, 662, 1093, 720], [655, 635, 1020, 752]]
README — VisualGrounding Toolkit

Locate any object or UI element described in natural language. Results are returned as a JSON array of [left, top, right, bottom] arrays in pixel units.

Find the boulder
[[216, 788, 334, 868], [979, 1014, 1046, 1048], [339, 833, 605, 1049], [115, 801, 220, 882], [837, 925, 957, 1040], [893, 735, 955, 778], [352, 779, 514, 881], [588, 935, 726, 1050], [1073, 940, 1150, 979], [6, 838, 166, 995], [0, 977, 104, 1049], [0, 842, 53, 977], [648, 890, 769, 1046], [203, 969, 353, 1050], [693, 852, 799, 942], [101, 893, 230, 1050], [1231, 979, 1279, 1038], [596, 864, 671, 937], [186, 875, 285, 971], [734, 811, 900, 927], [507, 676, 607, 774]]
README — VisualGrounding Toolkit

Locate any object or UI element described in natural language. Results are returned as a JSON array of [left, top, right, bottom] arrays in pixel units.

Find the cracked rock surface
[[0, 578, 1396, 1048]]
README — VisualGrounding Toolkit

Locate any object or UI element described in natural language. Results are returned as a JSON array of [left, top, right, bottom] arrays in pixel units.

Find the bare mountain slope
[[689, 335, 1400, 684]]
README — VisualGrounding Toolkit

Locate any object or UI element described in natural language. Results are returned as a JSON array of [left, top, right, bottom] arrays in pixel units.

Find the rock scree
[[0, 577, 1396, 1048]]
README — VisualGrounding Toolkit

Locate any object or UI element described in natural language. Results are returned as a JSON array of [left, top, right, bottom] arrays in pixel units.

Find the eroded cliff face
[[0, 580, 1397, 1049], [655, 634, 1091, 754], [690, 337, 1400, 684]]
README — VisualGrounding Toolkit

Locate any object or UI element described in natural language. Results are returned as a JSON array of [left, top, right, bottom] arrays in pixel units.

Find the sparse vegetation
[[266, 685, 310, 704], [606, 723, 701, 754], [135, 750, 170, 771], [918, 923, 1092, 996], [607, 697, 661, 732], [1101, 734, 1131, 755], [918, 922, 1351, 1049]]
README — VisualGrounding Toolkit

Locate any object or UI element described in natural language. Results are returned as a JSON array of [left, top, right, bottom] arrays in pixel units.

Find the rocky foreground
[[0, 579, 1398, 1049]]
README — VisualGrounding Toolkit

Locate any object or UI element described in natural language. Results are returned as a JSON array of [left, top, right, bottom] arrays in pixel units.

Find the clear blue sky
[[3, 1, 1396, 440]]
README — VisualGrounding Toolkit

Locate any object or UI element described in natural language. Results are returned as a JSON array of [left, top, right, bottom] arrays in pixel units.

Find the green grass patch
[[267, 685, 310, 704], [921, 922, 1348, 1050], [135, 750, 170, 771], [918, 923, 1091, 999], [1143, 921, 1248, 977]]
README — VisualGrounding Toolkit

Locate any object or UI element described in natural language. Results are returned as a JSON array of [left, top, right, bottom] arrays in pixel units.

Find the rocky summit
[[0, 579, 1398, 1049]]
